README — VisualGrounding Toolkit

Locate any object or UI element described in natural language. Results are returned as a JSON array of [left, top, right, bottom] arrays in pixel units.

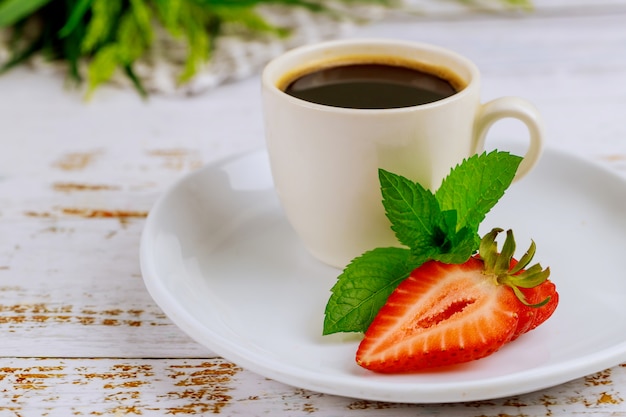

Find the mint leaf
[[435, 151, 522, 234], [323, 150, 522, 335], [323, 247, 427, 335], [427, 210, 477, 264], [379, 169, 440, 249], [431, 226, 477, 264]]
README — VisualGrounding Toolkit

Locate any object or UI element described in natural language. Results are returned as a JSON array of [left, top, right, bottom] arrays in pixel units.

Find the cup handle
[[473, 96, 544, 181]]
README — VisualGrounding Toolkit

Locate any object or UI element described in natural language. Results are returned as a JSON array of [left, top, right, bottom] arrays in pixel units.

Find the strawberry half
[[356, 228, 558, 373]]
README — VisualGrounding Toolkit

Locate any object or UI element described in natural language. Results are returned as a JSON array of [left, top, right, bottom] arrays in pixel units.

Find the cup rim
[[261, 38, 481, 114]]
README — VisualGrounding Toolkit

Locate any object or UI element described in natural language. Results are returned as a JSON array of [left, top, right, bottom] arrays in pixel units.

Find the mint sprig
[[323, 150, 523, 335], [323, 247, 417, 335]]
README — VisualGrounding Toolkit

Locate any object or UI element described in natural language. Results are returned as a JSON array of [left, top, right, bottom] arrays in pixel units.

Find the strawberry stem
[[479, 228, 551, 307]]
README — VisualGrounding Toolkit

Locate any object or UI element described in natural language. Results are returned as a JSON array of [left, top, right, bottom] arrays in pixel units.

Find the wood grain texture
[[1, 2, 626, 415], [0, 358, 625, 416]]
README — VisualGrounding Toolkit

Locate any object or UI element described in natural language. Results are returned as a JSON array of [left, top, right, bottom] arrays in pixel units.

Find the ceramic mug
[[261, 38, 544, 269]]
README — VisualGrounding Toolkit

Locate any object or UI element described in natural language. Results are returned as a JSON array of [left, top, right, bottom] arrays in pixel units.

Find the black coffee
[[283, 63, 459, 109]]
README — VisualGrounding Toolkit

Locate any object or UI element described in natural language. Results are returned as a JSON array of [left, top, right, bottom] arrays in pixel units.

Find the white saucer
[[140, 143, 626, 403]]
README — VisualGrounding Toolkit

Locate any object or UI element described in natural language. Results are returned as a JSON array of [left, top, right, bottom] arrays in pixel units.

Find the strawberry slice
[[356, 228, 557, 373], [513, 280, 559, 340]]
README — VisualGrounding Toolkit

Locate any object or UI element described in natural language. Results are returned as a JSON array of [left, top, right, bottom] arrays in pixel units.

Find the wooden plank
[[0, 358, 624, 416], [0, 66, 264, 358], [0, 215, 212, 357], [0, 4, 625, 415], [1, 11, 626, 359]]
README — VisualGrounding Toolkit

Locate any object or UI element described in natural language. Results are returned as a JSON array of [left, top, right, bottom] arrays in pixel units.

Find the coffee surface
[[284, 63, 458, 109]]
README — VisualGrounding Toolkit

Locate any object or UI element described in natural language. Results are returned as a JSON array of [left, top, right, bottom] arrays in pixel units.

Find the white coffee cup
[[262, 38, 543, 269]]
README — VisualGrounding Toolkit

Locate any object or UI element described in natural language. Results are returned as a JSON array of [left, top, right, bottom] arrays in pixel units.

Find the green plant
[[0, 0, 532, 96]]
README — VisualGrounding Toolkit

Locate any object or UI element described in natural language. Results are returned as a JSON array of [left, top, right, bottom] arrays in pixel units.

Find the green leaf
[[129, 0, 153, 44], [58, 0, 93, 38], [123, 64, 147, 98], [324, 152, 524, 335], [117, 2, 152, 62], [435, 150, 522, 234], [0, 0, 52, 27], [458, 0, 533, 10], [323, 247, 424, 335], [500, 0, 533, 10], [176, 2, 212, 83], [81, 0, 122, 53], [379, 169, 440, 249], [431, 226, 476, 264], [154, 0, 183, 36], [85, 43, 120, 98]]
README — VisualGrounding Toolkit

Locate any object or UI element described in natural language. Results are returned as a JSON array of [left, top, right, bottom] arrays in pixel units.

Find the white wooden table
[[2, 1, 626, 415]]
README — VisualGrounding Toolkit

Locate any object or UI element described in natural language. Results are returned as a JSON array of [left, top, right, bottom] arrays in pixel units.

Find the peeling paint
[[163, 361, 241, 414], [61, 208, 148, 220], [0, 304, 158, 328], [346, 400, 397, 410], [23, 208, 149, 224], [23, 211, 55, 218], [1, 358, 626, 415], [602, 154, 626, 162], [53, 151, 102, 171], [596, 392, 622, 405], [585, 369, 613, 386], [146, 148, 203, 171], [53, 183, 121, 193]]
